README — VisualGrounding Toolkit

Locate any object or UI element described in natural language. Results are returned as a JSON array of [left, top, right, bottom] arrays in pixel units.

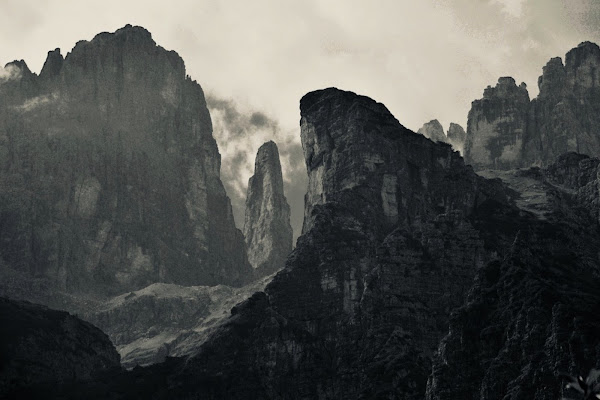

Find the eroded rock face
[[0, 25, 252, 298], [243, 141, 293, 277], [466, 42, 600, 170], [0, 297, 120, 397]]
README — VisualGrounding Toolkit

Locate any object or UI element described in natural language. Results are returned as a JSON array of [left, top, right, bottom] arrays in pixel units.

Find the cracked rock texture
[[0, 25, 252, 299], [243, 141, 293, 277], [465, 42, 600, 170]]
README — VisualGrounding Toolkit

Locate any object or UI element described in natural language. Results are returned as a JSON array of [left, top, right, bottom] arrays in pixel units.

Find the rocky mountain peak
[[565, 40, 600, 93], [39, 48, 64, 80], [483, 76, 529, 99], [537, 56, 566, 99], [464, 76, 530, 170], [417, 119, 446, 143], [0, 25, 252, 297], [243, 141, 292, 277], [4, 59, 31, 74]]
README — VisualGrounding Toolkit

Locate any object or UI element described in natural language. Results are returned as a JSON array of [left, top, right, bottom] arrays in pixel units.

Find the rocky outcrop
[[464, 77, 530, 169], [418, 119, 447, 143], [243, 141, 293, 277], [447, 122, 466, 154], [418, 120, 467, 155], [465, 42, 600, 170], [0, 25, 252, 298], [86, 274, 274, 369], [0, 297, 120, 397]]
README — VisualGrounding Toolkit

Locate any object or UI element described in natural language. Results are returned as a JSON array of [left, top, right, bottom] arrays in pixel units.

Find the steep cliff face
[[0, 297, 120, 397], [464, 77, 530, 170], [418, 119, 447, 143], [0, 25, 252, 297], [466, 42, 600, 170], [243, 141, 293, 277], [526, 42, 600, 166]]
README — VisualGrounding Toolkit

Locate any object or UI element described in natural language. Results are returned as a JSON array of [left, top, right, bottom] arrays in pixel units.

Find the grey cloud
[[250, 112, 271, 128]]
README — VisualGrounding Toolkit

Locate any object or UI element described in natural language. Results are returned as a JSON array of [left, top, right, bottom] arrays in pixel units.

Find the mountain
[[243, 141, 293, 277], [465, 42, 600, 170], [0, 25, 253, 299], [14, 87, 600, 400]]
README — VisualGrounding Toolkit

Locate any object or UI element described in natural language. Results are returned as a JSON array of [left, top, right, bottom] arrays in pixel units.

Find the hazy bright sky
[[2, 0, 600, 238]]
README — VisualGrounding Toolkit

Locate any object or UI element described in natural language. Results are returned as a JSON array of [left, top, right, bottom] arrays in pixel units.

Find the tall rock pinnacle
[[243, 141, 293, 277], [447, 122, 466, 154]]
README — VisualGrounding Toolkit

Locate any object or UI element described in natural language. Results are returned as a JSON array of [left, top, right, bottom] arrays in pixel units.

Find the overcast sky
[[2, 0, 600, 239]]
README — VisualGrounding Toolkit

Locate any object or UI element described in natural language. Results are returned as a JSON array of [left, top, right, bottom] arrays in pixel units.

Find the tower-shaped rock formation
[[0, 25, 252, 297], [446, 122, 466, 154], [243, 141, 293, 277], [464, 77, 530, 170]]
